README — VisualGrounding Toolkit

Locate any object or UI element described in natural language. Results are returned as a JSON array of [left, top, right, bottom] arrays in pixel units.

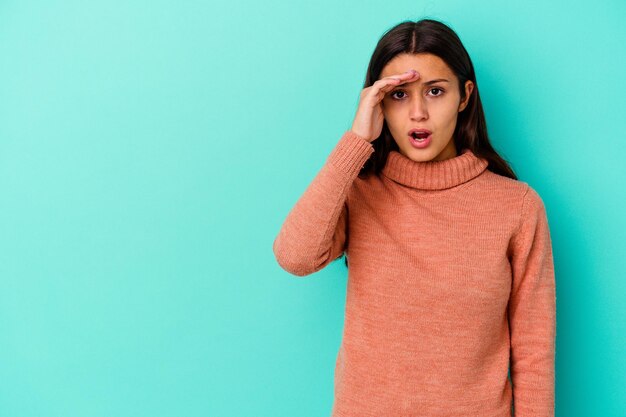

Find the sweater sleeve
[[272, 130, 374, 276], [508, 185, 557, 417]]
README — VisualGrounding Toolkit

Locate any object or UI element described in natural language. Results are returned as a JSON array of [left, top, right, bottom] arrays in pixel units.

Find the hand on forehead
[[380, 53, 454, 85]]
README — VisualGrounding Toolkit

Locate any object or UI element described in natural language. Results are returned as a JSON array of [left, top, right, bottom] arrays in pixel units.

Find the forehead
[[380, 53, 454, 80]]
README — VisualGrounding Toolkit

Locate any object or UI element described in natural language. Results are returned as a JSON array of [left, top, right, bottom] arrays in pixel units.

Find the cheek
[[433, 100, 461, 122], [383, 99, 406, 113], [382, 102, 399, 120]]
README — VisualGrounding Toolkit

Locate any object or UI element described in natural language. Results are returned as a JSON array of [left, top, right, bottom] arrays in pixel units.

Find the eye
[[390, 90, 407, 100], [390, 88, 445, 100], [428, 87, 444, 97]]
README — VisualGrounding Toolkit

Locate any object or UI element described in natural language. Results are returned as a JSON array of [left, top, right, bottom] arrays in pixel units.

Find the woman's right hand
[[350, 69, 420, 143]]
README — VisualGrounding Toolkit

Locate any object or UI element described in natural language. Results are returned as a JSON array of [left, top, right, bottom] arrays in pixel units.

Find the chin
[[402, 145, 442, 162], [401, 148, 432, 162]]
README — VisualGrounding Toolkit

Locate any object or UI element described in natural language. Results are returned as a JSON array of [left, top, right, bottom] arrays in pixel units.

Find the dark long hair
[[343, 18, 517, 268]]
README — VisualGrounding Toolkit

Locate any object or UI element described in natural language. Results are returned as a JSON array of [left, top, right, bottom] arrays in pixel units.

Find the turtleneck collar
[[381, 148, 489, 190]]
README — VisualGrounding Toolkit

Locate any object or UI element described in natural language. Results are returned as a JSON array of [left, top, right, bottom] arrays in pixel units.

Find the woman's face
[[380, 53, 474, 162]]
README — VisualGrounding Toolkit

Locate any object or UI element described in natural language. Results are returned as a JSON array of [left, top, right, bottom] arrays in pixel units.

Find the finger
[[362, 70, 419, 104], [375, 70, 420, 91], [381, 69, 420, 83], [378, 72, 420, 94]]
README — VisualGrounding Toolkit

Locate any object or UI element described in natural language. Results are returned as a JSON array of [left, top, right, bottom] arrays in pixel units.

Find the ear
[[458, 80, 474, 112]]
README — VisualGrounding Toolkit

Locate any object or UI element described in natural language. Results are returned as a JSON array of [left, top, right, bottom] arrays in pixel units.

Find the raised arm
[[273, 68, 421, 276], [272, 131, 374, 276], [508, 185, 557, 416]]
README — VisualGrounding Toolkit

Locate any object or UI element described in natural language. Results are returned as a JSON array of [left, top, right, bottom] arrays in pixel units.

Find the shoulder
[[519, 182, 549, 225], [474, 170, 551, 225], [492, 175, 550, 240], [470, 170, 530, 211], [478, 169, 527, 195], [480, 170, 547, 203]]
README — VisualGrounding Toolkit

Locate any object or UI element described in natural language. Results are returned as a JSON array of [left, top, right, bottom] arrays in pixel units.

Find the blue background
[[1, 1, 624, 416]]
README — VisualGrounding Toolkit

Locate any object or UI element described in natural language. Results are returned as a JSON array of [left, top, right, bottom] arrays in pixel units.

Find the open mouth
[[409, 130, 431, 141], [411, 132, 430, 140]]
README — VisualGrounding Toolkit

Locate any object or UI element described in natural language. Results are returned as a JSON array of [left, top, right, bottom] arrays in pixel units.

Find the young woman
[[273, 18, 556, 417]]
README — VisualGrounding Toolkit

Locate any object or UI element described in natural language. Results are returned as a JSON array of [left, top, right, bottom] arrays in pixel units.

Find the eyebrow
[[396, 78, 450, 87]]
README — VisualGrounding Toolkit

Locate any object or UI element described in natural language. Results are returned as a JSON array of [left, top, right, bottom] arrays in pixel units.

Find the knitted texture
[[273, 130, 556, 417]]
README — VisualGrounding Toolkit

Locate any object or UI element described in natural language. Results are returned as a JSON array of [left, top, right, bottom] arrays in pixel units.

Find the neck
[[381, 148, 489, 190]]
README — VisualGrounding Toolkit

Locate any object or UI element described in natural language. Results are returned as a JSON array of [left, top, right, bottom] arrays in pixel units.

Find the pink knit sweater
[[273, 130, 556, 417]]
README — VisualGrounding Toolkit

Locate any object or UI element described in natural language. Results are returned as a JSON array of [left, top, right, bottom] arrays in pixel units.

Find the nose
[[409, 95, 428, 121]]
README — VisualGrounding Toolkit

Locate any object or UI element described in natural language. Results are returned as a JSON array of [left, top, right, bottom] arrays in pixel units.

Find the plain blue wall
[[1, 1, 624, 416]]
